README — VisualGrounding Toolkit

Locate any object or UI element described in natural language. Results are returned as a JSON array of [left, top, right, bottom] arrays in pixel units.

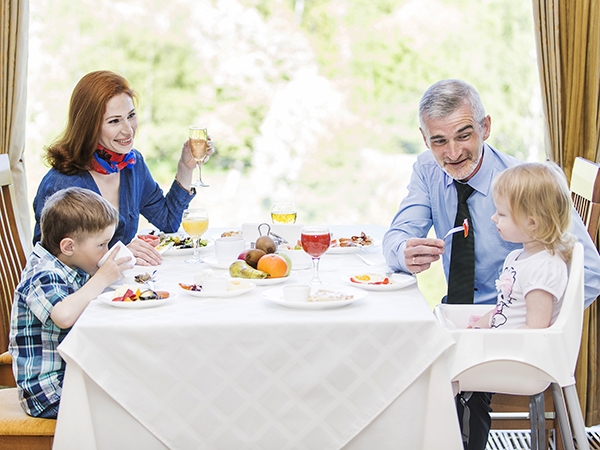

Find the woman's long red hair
[[45, 71, 137, 175]]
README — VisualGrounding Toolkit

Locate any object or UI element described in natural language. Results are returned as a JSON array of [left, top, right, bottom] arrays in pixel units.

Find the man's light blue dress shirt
[[383, 144, 600, 307]]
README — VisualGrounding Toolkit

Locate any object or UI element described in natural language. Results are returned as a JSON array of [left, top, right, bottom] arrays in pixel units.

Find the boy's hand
[[50, 248, 135, 329], [94, 247, 135, 287]]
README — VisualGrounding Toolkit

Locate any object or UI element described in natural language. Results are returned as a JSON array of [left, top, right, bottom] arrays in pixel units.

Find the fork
[[355, 253, 376, 266], [443, 218, 469, 240], [145, 270, 158, 291]]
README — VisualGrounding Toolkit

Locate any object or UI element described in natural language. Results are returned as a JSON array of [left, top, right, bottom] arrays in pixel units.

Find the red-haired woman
[[32, 70, 211, 266]]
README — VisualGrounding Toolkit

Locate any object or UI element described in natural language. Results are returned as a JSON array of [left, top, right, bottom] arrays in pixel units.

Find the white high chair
[[434, 242, 588, 450]]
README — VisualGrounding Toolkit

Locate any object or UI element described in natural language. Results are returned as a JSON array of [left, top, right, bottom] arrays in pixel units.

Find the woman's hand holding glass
[[176, 134, 215, 190]]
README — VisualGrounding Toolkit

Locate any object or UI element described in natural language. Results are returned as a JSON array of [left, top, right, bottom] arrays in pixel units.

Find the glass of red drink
[[300, 225, 331, 284]]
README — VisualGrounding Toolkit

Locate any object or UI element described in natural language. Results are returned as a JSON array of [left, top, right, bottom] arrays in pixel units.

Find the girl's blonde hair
[[492, 161, 575, 262]]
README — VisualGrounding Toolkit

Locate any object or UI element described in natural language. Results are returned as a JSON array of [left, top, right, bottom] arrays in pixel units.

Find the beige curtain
[[533, 0, 600, 426], [0, 0, 31, 251]]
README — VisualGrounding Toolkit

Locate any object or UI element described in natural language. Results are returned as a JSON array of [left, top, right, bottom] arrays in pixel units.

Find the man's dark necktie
[[447, 181, 475, 304]]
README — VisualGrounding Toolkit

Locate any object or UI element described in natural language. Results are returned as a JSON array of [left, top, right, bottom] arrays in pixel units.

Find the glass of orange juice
[[182, 208, 209, 263]]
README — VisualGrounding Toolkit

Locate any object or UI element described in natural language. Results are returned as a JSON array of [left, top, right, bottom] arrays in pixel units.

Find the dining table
[[52, 224, 462, 450]]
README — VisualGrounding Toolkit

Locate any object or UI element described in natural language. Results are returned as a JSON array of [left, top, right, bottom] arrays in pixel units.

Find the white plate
[[341, 272, 417, 291], [157, 242, 174, 255], [181, 282, 256, 298], [211, 229, 243, 241], [109, 270, 162, 290], [234, 271, 297, 286], [326, 237, 380, 254], [163, 238, 214, 256], [98, 291, 174, 308], [203, 256, 235, 270], [326, 245, 364, 254], [263, 284, 367, 310]]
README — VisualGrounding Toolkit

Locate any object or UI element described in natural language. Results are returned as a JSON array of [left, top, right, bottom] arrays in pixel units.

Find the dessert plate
[[263, 284, 367, 310], [181, 282, 256, 298]]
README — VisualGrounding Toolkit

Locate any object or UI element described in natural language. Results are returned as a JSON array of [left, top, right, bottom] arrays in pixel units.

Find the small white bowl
[[282, 284, 311, 302], [200, 277, 229, 293]]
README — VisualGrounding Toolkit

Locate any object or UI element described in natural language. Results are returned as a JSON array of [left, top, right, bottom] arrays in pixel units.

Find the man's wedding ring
[[412, 257, 416, 265]]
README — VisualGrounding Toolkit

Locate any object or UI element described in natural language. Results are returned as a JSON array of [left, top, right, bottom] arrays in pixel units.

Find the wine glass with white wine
[[189, 125, 209, 188], [271, 202, 297, 224]]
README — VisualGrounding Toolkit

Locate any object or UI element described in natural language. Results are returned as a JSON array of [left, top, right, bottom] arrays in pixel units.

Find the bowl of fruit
[[229, 236, 295, 285]]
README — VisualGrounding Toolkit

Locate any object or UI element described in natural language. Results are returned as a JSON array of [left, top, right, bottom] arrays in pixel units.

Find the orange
[[257, 253, 288, 278]]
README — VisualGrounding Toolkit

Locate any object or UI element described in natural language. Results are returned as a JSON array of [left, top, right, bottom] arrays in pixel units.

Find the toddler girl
[[470, 162, 575, 329]]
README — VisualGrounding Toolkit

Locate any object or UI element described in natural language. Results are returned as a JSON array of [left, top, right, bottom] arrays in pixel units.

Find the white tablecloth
[[53, 225, 461, 450]]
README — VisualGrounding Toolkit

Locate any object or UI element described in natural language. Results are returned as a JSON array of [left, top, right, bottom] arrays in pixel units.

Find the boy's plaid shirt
[[9, 243, 89, 417]]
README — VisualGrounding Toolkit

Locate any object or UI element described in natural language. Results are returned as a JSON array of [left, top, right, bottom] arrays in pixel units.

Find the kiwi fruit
[[245, 249, 266, 268], [256, 236, 276, 254]]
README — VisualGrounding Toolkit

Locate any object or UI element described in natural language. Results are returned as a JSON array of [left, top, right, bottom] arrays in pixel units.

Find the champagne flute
[[300, 225, 331, 284], [271, 202, 297, 224], [182, 208, 209, 263], [189, 125, 209, 188]]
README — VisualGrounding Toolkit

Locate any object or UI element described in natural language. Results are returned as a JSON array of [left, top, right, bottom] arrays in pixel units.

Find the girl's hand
[[467, 311, 493, 329], [127, 239, 163, 266]]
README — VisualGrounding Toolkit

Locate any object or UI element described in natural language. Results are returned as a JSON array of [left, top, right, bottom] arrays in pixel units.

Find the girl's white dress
[[490, 249, 568, 329]]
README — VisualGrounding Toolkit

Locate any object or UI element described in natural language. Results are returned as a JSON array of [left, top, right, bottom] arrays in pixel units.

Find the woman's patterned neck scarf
[[90, 145, 136, 174]]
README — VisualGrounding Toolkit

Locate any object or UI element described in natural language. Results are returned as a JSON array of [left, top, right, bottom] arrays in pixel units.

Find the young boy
[[9, 187, 134, 418]]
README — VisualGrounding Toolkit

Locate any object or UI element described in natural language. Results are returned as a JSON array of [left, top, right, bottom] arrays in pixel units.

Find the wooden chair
[[570, 156, 600, 429], [0, 153, 56, 447], [570, 156, 600, 246]]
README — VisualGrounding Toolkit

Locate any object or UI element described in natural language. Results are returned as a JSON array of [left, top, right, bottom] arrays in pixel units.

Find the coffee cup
[[98, 241, 135, 267], [282, 284, 311, 302], [215, 237, 246, 264], [200, 277, 229, 293]]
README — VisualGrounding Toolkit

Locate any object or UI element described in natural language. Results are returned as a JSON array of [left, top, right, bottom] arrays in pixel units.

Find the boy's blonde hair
[[40, 187, 119, 256], [492, 162, 575, 262]]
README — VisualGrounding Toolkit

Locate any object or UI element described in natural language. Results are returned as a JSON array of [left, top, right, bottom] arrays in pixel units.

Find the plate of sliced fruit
[[98, 287, 174, 308], [341, 272, 416, 291]]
